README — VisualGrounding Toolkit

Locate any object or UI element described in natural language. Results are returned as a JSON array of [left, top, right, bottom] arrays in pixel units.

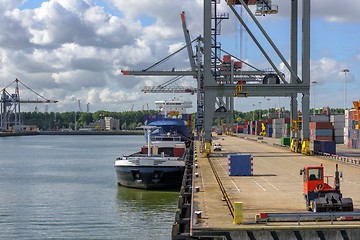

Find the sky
[[0, 0, 359, 113]]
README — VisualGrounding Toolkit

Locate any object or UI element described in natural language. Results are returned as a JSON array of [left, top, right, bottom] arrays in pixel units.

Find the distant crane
[[0, 78, 58, 132], [78, 99, 82, 112]]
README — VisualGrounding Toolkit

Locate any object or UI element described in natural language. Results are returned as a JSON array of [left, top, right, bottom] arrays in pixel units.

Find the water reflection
[[115, 186, 179, 239], [116, 186, 179, 211]]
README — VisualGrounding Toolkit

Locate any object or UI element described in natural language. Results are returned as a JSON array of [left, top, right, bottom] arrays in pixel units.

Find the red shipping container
[[353, 111, 360, 121], [314, 136, 333, 141], [309, 122, 333, 129]]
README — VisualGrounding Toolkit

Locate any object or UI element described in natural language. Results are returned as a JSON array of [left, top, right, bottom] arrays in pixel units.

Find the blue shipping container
[[314, 129, 333, 137], [228, 154, 253, 176], [313, 140, 336, 155]]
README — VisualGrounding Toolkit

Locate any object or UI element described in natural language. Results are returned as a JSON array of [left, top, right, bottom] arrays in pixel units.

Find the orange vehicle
[[300, 164, 353, 212]]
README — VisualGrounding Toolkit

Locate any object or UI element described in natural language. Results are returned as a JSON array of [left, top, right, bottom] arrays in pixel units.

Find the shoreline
[[0, 130, 143, 137]]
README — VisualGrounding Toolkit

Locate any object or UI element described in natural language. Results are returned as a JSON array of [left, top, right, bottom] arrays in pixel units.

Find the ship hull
[[115, 165, 185, 190]]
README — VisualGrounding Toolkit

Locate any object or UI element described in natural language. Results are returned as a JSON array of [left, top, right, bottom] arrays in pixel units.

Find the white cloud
[[0, 0, 358, 113]]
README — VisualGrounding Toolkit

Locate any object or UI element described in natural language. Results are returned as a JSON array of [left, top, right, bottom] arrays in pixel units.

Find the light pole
[[341, 68, 350, 111], [267, 98, 270, 119], [258, 101, 262, 120], [252, 104, 255, 121], [311, 81, 318, 115]]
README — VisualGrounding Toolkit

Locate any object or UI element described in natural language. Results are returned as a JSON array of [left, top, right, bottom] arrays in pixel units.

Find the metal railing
[[256, 211, 360, 225]]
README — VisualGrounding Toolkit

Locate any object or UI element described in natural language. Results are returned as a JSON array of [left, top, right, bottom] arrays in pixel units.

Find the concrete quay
[[189, 134, 360, 240]]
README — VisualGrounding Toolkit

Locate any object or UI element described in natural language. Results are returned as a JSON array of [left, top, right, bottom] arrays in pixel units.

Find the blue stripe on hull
[[115, 166, 185, 190]]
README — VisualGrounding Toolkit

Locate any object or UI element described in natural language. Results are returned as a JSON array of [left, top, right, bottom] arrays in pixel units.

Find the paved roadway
[[192, 134, 360, 230]]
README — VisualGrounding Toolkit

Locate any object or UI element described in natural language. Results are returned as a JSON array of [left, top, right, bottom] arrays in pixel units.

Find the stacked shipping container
[[330, 115, 345, 144], [272, 118, 283, 138], [345, 109, 360, 149], [233, 114, 358, 150], [309, 122, 333, 142]]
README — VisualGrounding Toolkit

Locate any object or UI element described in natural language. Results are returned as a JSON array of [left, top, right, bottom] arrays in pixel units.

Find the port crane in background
[[78, 99, 82, 112], [121, 0, 311, 156], [0, 78, 58, 132], [142, 75, 196, 94], [200, 0, 310, 156], [123, 10, 277, 134]]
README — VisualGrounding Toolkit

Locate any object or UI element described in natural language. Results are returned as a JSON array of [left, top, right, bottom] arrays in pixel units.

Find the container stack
[[243, 121, 249, 134], [330, 115, 345, 144], [309, 122, 333, 143], [228, 154, 253, 176], [310, 115, 329, 123], [255, 121, 263, 135], [282, 118, 291, 137], [345, 109, 360, 149], [233, 123, 244, 133], [344, 110, 350, 147], [250, 121, 256, 135], [272, 118, 283, 138], [266, 123, 273, 137]]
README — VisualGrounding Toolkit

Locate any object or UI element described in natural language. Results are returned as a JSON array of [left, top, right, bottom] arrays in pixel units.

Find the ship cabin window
[[308, 168, 322, 181]]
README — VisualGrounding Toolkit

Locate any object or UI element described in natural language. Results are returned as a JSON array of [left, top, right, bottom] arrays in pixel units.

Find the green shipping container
[[281, 137, 291, 146]]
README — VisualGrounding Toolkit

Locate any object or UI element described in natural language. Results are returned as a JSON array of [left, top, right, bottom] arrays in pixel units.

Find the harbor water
[[0, 135, 178, 239]]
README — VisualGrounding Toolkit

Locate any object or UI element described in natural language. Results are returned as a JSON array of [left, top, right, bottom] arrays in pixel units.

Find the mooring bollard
[[233, 202, 243, 224]]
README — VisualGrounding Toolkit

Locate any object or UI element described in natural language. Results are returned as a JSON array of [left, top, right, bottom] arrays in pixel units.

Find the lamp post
[[252, 104, 255, 121], [311, 81, 318, 115], [258, 101, 262, 120], [267, 98, 270, 119], [341, 68, 350, 111]]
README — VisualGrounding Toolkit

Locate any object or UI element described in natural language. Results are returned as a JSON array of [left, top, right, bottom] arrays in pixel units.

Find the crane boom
[[181, 12, 196, 71], [142, 86, 196, 94], [18, 100, 59, 103]]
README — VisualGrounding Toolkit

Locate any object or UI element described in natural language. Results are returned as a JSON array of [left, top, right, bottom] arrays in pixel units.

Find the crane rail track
[[208, 156, 234, 218]]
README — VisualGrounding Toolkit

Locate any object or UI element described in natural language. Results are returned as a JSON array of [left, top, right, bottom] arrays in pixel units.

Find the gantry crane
[[78, 99, 82, 112], [121, 0, 311, 156], [122, 10, 277, 135], [0, 78, 58, 131]]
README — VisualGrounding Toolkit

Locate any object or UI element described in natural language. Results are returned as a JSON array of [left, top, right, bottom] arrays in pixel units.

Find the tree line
[[21, 110, 158, 131], [19, 107, 345, 131]]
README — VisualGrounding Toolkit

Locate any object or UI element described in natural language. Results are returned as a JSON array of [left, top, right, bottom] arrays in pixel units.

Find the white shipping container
[[345, 110, 350, 120], [334, 136, 344, 144], [334, 129, 344, 137], [310, 115, 329, 122], [333, 122, 345, 129], [272, 118, 285, 125], [330, 115, 345, 123], [272, 123, 283, 127]]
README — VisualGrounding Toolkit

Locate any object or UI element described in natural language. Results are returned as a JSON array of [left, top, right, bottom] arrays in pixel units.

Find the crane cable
[[1, 78, 51, 101], [143, 38, 198, 71]]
